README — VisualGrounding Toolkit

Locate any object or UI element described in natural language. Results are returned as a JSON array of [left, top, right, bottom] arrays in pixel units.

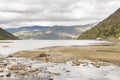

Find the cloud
[[0, 0, 120, 28]]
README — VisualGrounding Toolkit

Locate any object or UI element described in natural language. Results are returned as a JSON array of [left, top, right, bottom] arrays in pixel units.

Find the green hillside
[[78, 8, 120, 40], [0, 28, 18, 40]]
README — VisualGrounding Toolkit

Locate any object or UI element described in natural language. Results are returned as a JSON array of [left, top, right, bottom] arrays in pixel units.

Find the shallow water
[[1, 57, 120, 80], [0, 40, 106, 55]]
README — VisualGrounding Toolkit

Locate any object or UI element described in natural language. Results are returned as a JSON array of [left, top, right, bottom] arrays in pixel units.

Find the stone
[[30, 68, 39, 72], [39, 53, 49, 57], [66, 70, 70, 72], [8, 64, 20, 70], [83, 62, 88, 67], [49, 78, 53, 80], [53, 72, 61, 75], [4, 63, 7, 66], [6, 72, 11, 77], [0, 68, 3, 72], [0, 75, 4, 77], [19, 70, 28, 76]]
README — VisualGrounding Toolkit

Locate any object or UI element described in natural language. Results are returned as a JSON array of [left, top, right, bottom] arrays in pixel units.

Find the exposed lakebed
[[0, 57, 120, 80], [0, 40, 120, 80]]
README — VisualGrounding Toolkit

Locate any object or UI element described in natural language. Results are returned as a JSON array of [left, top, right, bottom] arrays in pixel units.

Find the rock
[[28, 65, 32, 68], [2, 46, 9, 47], [43, 57, 49, 62], [91, 62, 100, 68], [72, 61, 80, 66], [0, 68, 3, 72], [0, 75, 4, 77], [66, 70, 70, 72], [96, 65, 100, 68], [82, 62, 88, 67], [4, 63, 7, 66], [53, 72, 61, 75], [0, 61, 4, 63], [49, 78, 53, 80], [8, 64, 20, 70], [91, 61, 109, 68], [39, 53, 50, 57], [72, 60, 83, 66], [7, 54, 12, 57], [9, 64, 26, 70], [30, 68, 39, 72], [18, 70, 28, 76], [0, 63, 7, 67], [6, 72, 11, 77], [13, 71, 19, 74]]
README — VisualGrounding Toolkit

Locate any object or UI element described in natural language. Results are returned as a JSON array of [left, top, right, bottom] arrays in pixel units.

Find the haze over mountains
[[78, 8, 120, 40], [2, 7, 120, 40], [6, 23, 96, 40]]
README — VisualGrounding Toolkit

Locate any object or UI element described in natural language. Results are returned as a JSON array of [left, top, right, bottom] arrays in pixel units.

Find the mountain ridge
[[78, 8, 120, 40], [6, 26, 50, 33], [7, 23, 97, 40], [0, 27, 18, 40]]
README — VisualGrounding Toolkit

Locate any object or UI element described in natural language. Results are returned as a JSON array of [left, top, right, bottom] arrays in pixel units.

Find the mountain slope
[[7, 23, 96, 40], [0, 28, 18, 40], [6, 26, 50, 33], [78, 8, 120, 40]]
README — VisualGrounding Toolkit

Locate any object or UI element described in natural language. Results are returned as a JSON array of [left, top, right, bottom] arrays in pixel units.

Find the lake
[[0, 40, 106, 55]]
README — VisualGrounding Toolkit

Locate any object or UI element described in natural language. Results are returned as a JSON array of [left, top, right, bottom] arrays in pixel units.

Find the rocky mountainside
[[78, 8, 120, 40], [0, 28, 18, 40], [6, 23, 96, 40]]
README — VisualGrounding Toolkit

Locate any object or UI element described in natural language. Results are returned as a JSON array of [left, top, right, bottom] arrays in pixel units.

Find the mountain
[[6, 26, 50, 33], [6, 23, 96, 40], [0, 28, 18, 40], [78, 8, 120, 40]]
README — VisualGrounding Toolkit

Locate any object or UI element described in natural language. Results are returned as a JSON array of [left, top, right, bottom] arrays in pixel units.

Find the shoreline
[[7, 41, 120, 65], [0, 40, 107, 56]]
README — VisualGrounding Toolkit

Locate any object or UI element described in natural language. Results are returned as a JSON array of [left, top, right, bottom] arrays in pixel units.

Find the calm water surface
[[0, 40, 106, 55]]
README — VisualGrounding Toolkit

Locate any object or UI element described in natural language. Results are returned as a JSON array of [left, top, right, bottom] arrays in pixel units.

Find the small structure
[[96, 37, 103, 41]]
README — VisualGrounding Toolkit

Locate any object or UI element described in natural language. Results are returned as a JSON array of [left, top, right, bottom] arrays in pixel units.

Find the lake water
[[0, 40, 106, 55]]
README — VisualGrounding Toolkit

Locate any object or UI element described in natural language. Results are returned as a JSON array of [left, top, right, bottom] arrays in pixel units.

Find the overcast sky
[[0, 0, 120, 29]]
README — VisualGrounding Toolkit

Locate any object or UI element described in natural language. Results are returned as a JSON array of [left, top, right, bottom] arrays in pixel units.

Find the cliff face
[[78, 8, 120, 40], [0, 28, 18, 40]]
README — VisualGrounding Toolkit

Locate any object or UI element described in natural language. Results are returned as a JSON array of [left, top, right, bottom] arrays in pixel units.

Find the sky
[[0, 0, 120, 29]]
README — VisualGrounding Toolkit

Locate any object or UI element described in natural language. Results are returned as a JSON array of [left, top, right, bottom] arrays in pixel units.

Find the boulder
[[8, 64, 25, 70], [6, 72, 11, 77], [0, 68, 3, 72]]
